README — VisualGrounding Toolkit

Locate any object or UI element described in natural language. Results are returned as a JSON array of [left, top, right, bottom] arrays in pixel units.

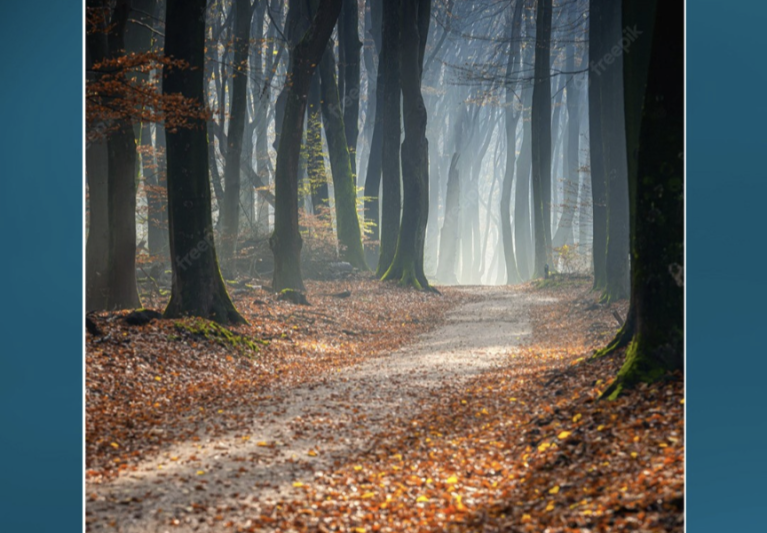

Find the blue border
[[687, 1, 767, 530], [0, 2, 83, 532]]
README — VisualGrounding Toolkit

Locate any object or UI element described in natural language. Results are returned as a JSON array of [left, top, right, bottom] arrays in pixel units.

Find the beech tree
[[269, 0, 344, 291], [162, 0, 244, 324], [601, 0, 683, 397]]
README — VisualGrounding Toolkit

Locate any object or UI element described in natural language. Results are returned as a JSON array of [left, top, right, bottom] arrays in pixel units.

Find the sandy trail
[[87, 286, 542, 532]]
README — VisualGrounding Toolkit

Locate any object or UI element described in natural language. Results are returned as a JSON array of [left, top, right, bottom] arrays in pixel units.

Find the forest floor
[[86, 276, 683, 532]]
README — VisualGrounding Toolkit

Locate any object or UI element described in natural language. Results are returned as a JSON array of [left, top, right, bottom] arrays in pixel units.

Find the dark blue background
[[687, 1, 766, 531], [0, 2, 83, 532], [0, 1, 761, 531]]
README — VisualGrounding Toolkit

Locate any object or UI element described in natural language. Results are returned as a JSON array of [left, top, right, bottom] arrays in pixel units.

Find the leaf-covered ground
[[86, 276, 683, 532], [87, 277, 463, 481]]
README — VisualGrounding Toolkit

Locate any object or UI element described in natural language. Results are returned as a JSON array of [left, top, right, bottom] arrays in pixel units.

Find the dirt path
[[87, 286, 545, 532]]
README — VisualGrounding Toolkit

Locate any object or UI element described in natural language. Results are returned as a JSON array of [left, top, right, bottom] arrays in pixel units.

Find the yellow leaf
[[630, 452, 638, 458], [307, 450, 317, 457], [573, 413, 582, 422], [558, 431, 572, 440], [416, 495, 429, 502], [110, 442, 119, 449], [353, 465, 362, 471], [538, 442, 551, 452], [362, 492, 376, 499], [154, 376, 162, 382], [293, 481, 304, 488], [509, 398, 517, 402], [545, 501, 556, 512], [257, 441, 269, 447], [446, 476, 458, 484], [549, 485, 560, 494], [196, 470, 205, 475], [597, 425, 605, 431], [242, 436, 250, 441], [354, 528, 366, 533]]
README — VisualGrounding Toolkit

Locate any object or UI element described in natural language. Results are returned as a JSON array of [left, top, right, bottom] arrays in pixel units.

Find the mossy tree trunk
[[105, 0, 141, 310], [381, 0, 431, 289], [602, 0, 683, 399], [219, 0, 252, 275], [269, 0, 344, 291], [163, 0, 245, 325], [530, 0, 553, 279], [318, 44, 368, 269]]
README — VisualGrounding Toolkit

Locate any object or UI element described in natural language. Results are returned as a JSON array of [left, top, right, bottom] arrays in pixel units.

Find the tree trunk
[[375, 0, 402, 277], [381, 0, 431, 289], [106, 0, 141, 310], [435, 152, 460, 284], [318, 45, 368, 269], [163, 0, 245, 325], [603, 0, 682, 398], [514, 84, 534, 281], [338, 0, 362, 178], [600, 0, 630, 303], [219, 0, 252, 274], [269, 0, 344, 291], [588, 0, 608, 290], [307, 73, 330, 215], [531, 0, 553, 279]]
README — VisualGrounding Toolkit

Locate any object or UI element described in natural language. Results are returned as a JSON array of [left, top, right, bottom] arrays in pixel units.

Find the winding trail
[[87, 286, 545, 532]]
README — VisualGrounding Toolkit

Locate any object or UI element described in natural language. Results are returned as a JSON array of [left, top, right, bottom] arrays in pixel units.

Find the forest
[[85, 0, 683, 531]]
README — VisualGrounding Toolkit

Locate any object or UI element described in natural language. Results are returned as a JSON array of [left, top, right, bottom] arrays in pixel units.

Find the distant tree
[[270, 0, 344, 291], [435, 152, 461, 284], [162, 0, 245, 324], [500, 0, 524, 285], [219, 0, 254, 274], [338, 0, 362, 178], [531, 0, 553, 278], [601, 0, 683, 398]]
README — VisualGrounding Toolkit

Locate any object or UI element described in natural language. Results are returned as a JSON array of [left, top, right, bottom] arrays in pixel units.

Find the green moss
[[173, 318, 267, 358], [602, 335, 668, 400]]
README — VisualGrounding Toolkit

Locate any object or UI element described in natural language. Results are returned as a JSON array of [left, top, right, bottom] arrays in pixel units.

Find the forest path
[[87, 285, 544, 532]]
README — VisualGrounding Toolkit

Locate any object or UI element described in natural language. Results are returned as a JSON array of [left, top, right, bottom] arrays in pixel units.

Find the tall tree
[[375, 0, 402, 277], [270, 0, 344, 291], [338, 0, 362, 177], [435, 152, 461, 284], [381, 0, 431, 289], [317, 43, 368, 269], [501, 0, 524, 285], [106, 0, 141, 309], [599, 0, 630, 302], [163, 0, 244, 324], [220, 0, 253, 274], [588, 0, 608, 290], [602, 0, 682, 398], [530, 0, 553, 278]]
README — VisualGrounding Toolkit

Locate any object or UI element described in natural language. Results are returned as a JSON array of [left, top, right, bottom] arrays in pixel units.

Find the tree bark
[[602, 0, 682, 398], [338, 0, 362, 178], [163, 0, 245, 324], [106, 0, 141, 310], [381, 0, 431, 289], [375, 0, 402, 277], [269, 0, 344, 291], [220, 0, 252, 274], [318, 45, 368, 269], [588, 0, 608, 290]]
